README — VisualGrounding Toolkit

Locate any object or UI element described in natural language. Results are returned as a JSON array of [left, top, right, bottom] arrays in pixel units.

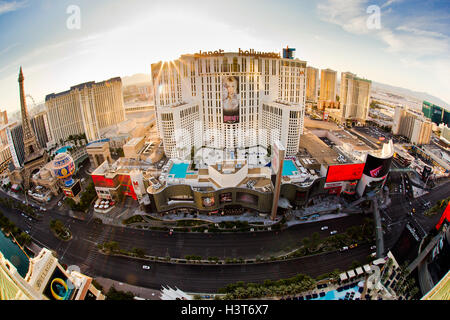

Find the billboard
[[43, 266, 74, 301], [436, 204, 450, 231], [272, 140, 285, 175], [237, 192, 258, 206], [219, 192, 233, 203], [363, 154, 393, 179], [326, 163, 365, 183], [202, 196, 215, 208], [222, 76, 240, 124]]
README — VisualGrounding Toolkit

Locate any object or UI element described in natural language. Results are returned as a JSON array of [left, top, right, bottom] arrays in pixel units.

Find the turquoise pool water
[[282, 160, 298, 176], [55, 146, 70, 154], [169, 163, 190, 179], [311, 285, 361, 300], [0, 229, 30, 277]]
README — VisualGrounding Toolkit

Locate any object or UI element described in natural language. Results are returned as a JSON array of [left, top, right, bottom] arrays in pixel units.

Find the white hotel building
[[151, 49, 306, 161]]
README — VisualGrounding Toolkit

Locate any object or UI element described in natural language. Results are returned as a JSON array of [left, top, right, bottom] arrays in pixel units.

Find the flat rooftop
[[299, 133, 340, 166]]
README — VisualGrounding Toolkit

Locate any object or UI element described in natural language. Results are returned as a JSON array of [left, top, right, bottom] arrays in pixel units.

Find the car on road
[[330, 230, 338, 235], [169, 229, 174, 236], [142, 265, 150, 270], [340, 246, 349, 252], [321, 226, 329, 231], [349, 244, 358, 249], [25, 230, 29, 234], [370, 245, 377, 250]]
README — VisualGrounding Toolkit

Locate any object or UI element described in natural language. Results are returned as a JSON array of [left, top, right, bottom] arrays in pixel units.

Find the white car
[[142, 265, 150, 270], [330, 230, 338, 235], [370, 245, 377, 250], [321, 226, 329, 231]]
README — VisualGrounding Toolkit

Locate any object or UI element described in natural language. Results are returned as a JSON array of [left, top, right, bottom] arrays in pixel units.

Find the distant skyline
[[0, 0, 449, 115]]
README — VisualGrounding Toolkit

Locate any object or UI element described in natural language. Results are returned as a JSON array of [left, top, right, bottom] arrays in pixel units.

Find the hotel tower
[[151, 49, 307, 160]]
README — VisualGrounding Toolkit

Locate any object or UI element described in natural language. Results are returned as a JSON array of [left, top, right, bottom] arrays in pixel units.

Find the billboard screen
[[222, 76, 240, 124], [43, 266, 74, 301], [219, 193, 232, 203], [202, 196, 215, 208], [236, 192, 258, 206], [436, 204, 450, 231], [363, 155, 393, 179], [326, 163, 365, 183]]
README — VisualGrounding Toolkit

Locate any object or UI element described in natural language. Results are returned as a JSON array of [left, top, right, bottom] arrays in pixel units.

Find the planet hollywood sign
[[194, 49, 281, 59]]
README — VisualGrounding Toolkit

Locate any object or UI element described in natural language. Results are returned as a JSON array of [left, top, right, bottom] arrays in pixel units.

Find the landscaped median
[[97, 219, 377, 267], [121, 214, 284, 233], [49, 219, 72, 241]]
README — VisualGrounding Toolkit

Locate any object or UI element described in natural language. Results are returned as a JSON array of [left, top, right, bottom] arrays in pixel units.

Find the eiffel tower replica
[[10, 67, 49, 190]]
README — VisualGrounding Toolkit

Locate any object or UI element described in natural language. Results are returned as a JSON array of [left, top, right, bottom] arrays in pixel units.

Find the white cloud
[[0, 0, 27, 15]]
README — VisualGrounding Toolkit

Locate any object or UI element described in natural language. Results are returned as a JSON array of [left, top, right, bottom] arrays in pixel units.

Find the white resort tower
[[151, 49, 307, 160]]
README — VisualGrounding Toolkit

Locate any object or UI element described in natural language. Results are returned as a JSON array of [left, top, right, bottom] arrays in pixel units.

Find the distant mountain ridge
[[372, 81, 450, 111]]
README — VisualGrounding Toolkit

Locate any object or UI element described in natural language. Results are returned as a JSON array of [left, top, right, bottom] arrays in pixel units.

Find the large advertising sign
[[219, 193, 233, 203], [202, 196, 215, 208], [130, 170, 145, 197], [363, 155, 393, 179], [272, 141, 285, 175], [222, 76, 240, 124], [326, 163, 365, 183], [237, 192, 258, 206], [436, 204, 450, 231], [43, 267, 74, 301]]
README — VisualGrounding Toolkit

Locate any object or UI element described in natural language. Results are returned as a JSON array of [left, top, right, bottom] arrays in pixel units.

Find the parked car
[[142, 265, 150, 270], [370, 245, 377, 250], [330, 230, 338, 235], [321, 226, 329, 231], [169, 229, 174, 236], [340, 246, 349, 252]]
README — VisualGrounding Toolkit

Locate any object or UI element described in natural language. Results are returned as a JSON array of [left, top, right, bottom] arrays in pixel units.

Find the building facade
[[6, 122, 25, 168], [30, 111, 52, 150], [306, 66, 319, 103], [45, 77, 125, 144], [152, 49, 306, 159], [318, 68, 338, 110], [393, 105, 432, 145], [340, 72, 371, 125]]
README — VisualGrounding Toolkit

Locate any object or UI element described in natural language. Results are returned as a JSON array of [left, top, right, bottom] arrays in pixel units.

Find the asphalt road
[[1, 174, 448, 293], [0, 189, 372, 292]]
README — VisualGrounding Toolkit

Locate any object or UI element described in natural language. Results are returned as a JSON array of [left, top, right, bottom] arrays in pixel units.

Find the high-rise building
[[393, 105, 432, 145], [30, 111, 52, 150], [0, 111, 12, 174], [152, 49, 306, 158], [422, 101, 446, 126], [340, 72, 371, 124], [0, 249, 104, 300], [6, 122, 25, 168], [306, 66, 319, 103], [318, 68, 338, 109], [45, 77, 125, 144], [440, 125, 450, 144], [442, 110, 450, 127]]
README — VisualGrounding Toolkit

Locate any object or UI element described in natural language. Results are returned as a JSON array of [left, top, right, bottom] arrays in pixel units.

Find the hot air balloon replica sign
[[51, 153, 82, 200]]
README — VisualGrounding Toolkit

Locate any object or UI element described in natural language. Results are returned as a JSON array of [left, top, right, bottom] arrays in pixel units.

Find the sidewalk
[[94, 277, 162, 300]]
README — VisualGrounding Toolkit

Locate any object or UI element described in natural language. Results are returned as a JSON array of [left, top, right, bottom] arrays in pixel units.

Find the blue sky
[[0, 0, 449, 114]]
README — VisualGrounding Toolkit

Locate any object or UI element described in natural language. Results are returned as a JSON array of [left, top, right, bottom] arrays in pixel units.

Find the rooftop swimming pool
[[310, 283, 362, 300], [55, 146, 70, 154], [169, 163, 191, 179], [282, 160, 298, 176]]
